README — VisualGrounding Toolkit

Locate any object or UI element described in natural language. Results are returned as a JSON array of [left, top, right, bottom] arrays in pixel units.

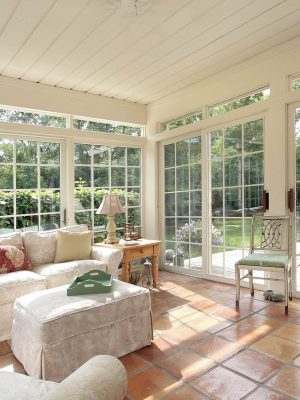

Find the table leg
[[122, 261, 130, 283], [152, 255, 158, 288]]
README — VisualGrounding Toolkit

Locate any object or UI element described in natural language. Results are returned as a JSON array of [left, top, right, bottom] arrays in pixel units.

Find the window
[[291, 75, 300, 91], [160, 111, 202, 132], [0, 106, 67, 128], [74, 144, 142, 242], [163, 136, 202, 272], [208, 88, 270, 117], [73, 116, 143, 137], [0, 138, 62, 233], [209, 118, 264, 279]]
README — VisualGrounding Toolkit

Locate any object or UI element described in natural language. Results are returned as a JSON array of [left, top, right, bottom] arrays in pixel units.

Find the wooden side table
[[95, 239, 161, 288]]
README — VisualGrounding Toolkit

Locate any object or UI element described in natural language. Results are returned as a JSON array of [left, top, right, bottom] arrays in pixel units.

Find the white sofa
[[0, 355, 127, 400], [0, 225, 123, 341]]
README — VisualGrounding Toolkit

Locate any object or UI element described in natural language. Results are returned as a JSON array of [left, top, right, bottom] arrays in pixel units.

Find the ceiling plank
[[87, 0, 254, 96], [0, 0, 57, 73], [132, 17, 300, 103], [72, 0, 223, 92], [21, 0, 115, 82], [52, 0, 192, 89], [102, 0, 294, 100], [3, 0, 93, 78]]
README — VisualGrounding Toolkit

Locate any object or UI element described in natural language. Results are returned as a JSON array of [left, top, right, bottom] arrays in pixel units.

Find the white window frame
[[0, 132, 67, 232]]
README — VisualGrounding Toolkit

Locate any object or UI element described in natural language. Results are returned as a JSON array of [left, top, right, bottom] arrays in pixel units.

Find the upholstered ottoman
[[12, 280, 152, 382]]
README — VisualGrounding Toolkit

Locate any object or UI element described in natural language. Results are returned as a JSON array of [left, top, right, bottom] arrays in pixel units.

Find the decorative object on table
[[67, 269, 112, 296], [96, 194, 125, 244], [129, 261, 142, 284], [263, 290, 284, 302], [124, 222, 139, 241], [119, 239, 139, 246], [141, 258, 152, 288]]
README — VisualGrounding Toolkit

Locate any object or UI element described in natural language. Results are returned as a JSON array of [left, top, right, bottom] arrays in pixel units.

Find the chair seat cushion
[[237, 253, 289, 268]]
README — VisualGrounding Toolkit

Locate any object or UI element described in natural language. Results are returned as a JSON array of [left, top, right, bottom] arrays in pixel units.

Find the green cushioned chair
[[235, 215, 292, 314]]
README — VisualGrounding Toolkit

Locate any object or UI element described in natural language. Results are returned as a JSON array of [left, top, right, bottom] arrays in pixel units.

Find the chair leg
[[235, 264, 240, 309], [289, 265, 293, 301], [284, 268, 288, 315], [249, 270, 254, 296]]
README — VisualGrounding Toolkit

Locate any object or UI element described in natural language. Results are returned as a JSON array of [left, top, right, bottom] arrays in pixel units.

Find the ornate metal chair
[[235, 215, 292, 314]]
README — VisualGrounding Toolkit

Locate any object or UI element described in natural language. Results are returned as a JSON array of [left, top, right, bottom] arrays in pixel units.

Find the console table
[[96, 239, 161, 288]]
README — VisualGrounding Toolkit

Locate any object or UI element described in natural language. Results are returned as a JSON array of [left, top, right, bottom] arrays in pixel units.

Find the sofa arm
[[91, 246, 123, 279], [43, 355, 127, 400]]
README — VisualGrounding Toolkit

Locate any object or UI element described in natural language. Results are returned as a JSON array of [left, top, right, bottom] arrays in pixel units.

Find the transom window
[[160, 111, 202, 132], [291, 74, 300, 92], [0, 106, 67, 128], [73, 116, 143, 136], [208, 88, 270, 117]]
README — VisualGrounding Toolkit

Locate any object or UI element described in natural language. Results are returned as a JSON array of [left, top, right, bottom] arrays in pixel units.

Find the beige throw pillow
[[54, 231, 92, 263]]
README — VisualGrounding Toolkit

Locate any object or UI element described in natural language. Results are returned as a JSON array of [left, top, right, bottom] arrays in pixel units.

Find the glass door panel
[[209, 118, 264, 280], [163, 136, 203, 276], [291, 107, 300, 292]]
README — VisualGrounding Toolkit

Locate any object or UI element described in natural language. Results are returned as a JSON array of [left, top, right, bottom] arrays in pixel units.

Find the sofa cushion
[[0, 270, 46, 305], [0, 246, 31, 274], [54, 231, 92, 263], [23, 231, 57, 268], [33, 259, 106, 288], [22, 225, 90, 267], [0, 233, 23, 247]]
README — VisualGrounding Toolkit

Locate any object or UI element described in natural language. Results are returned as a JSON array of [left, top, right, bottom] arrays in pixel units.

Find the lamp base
[[105, 215, 119, 244], [104, 237, 120, 244]]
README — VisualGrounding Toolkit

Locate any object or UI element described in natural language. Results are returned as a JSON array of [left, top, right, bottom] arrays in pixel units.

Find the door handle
[[63, 209, 67, 225], [262, 189, 269, 212], [288, 188, 294, 212]]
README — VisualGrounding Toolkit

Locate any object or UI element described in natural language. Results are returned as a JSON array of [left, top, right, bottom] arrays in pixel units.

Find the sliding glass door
[[161, 117, 265, 280]]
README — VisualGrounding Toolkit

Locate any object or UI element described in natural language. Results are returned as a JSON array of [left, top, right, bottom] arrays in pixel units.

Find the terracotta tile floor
[[1, 270, 300, 399]]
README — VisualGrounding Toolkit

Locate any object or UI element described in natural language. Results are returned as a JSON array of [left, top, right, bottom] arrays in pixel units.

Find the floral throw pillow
[[0, 245, 31, 274]]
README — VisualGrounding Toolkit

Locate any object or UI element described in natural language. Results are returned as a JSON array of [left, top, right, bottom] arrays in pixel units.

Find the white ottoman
[[12, 280, 152, 382]]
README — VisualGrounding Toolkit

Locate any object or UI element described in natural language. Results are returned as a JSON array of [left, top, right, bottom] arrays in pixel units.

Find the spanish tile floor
[[1, 270, 300, 399]]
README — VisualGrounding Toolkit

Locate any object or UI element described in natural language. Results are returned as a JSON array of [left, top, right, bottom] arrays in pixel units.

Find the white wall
[[0, 75, 146, 125], [145, 35, 300, 240]]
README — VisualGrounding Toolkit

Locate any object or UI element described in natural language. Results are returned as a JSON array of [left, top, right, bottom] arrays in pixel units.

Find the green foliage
[[73, 118, 141, 136], [176, 219, 223, 246], [161, 112, 202, 131], [209, 91, 269, 117], [0, 191, 13, 216], [0, 190, 60, 217], [0, 108, 66, 128], [292, 78, 300, 91]]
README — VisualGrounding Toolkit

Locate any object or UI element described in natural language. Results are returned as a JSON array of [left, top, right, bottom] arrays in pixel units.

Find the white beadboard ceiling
[[1, 0, 300, 105]]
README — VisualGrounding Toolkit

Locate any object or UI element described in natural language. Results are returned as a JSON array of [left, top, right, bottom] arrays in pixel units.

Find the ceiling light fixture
[[107, 0, 154, 17]]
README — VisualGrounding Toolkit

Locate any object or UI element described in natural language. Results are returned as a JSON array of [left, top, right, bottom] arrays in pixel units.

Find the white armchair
[[0, 355, 127, 400]]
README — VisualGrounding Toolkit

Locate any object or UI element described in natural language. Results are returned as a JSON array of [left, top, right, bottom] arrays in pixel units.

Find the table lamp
[[96, 194, 125, 244]]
